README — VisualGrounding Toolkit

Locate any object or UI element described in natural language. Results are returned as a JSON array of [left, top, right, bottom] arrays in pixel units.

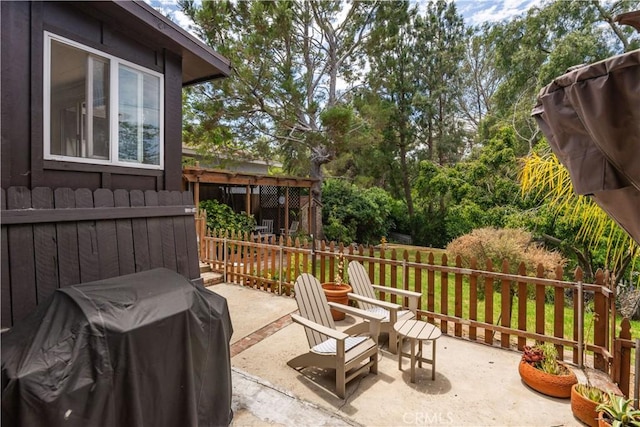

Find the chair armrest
[[327, 303, 382, 345], [327, 302, 385, 323], [290, 313, 348, 341], [370, 285, 421, 299], [347, 293, 401, 311], [371, 285, 421, 313]]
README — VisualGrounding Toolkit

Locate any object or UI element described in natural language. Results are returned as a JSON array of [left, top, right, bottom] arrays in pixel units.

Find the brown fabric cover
[[532, 49, 640, 244]]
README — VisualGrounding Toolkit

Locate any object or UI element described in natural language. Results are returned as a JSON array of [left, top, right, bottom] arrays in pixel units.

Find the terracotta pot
[[518, 359, 577, 398], [571, 384, 600, 427], [597, 412, 611, 427], [321, 283, 352, 321]]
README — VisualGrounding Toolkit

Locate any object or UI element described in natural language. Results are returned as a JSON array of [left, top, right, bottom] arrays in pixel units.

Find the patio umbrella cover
[[532, 49, 640, 244], [1, 268, 233, 427]]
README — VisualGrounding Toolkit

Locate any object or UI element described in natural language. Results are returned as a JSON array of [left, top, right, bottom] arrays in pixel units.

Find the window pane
[[118, 65, 160, 165], [50, 40, 109, 159], [90, 58, 110, 159]]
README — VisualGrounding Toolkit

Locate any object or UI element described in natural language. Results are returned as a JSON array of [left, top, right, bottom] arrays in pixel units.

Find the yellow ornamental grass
[[519, 151, 638, 278]]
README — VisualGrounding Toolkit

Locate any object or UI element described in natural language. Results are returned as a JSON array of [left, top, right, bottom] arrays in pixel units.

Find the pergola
[[182, 165, 318, 236]]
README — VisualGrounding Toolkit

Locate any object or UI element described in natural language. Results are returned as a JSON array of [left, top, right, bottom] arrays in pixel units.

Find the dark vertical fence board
[[1, 189, 12, 327], [75, 188, 100, 283], [593, 270, 607, 370], [182, 191, 200, 280], [32, 187, 59, 303], [500, 260, 511, 349], [414, 252, 422, 320], [469, 258, 478, 341], [113, 189, 135, 276], [573, 268, 583, 364], [440, 254, 448, 333], [54, 188, 80, 287], [390, 250, 398, 304], [454, 256, 463, 337], [427, 253, 434, 324], [94, 189, 119, 279], [157, 191, 177, 271], [553, 266, 565, 359], [7, 187, 37, 324], [170, 191, 189, 278], [616, 318, 632, 396], [517, 263, 527, 350], [535, 265, 546, 340], [144, 190, 164, 269], [484, 260, 494, 345], [129, 190, 151, 272]]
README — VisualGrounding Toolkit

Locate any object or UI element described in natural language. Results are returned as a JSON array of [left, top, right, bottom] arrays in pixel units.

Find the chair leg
[[389, 329, 398, 354], [336, 365, 346, 398], [370, 349, 378, 374]]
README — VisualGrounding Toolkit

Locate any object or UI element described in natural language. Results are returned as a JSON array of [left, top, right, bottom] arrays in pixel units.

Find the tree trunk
[[310, 158, 324, 240], [399, 144, 414, 217]]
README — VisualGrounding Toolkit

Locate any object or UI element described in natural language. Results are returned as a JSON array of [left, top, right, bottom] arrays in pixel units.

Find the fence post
[[635, 337, 639, 408], [223, 237, 227, 284], [278, 245, 284, 296], [577, 277, 584, 368], [310, 235, 315, 275], [593, 269, 608, 371]]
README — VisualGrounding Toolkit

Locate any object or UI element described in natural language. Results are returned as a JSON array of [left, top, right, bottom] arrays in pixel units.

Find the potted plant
[[571, 384, 610, 427], [321, 253, 352, 321], [596, 393, 640, 427], [518, 342, 577, 398]]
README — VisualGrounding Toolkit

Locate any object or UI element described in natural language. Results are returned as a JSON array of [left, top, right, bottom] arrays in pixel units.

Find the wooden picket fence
[[199, 229, 634, 396]]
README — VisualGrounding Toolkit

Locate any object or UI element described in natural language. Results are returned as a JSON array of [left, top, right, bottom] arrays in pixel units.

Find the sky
[[148, 0, 543, 35]]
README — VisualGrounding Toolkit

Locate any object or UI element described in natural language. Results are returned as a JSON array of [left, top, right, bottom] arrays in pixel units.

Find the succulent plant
[[575, 384, 610, 404], [522, 343, 566, 375], [596, 393, 640, 427]]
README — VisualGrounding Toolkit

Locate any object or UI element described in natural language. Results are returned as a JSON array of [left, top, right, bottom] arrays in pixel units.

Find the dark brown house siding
[[1, 1, 184, 192], [1, 1, 230, 328]]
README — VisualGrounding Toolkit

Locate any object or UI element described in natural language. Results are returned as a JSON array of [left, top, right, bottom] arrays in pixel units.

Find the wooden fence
[[199, 229, 634, 396], [1, 186, 201, 329]]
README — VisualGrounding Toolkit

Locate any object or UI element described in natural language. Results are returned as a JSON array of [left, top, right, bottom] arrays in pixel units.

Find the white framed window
[[44, 32, 164, 169]]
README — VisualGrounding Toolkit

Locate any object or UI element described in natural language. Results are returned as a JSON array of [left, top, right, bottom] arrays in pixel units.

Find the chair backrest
[[261, 219, 273, 234], [347, 261, 378, 312], [289, 220, 299, 233], [294, 273, 335, 347]]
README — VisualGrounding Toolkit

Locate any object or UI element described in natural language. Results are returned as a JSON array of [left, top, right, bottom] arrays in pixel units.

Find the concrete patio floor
[[209, 283, 587, 426]]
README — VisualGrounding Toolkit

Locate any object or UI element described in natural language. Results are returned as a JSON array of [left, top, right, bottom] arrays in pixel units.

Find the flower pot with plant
[[596, 393, 640, 427], [518, 342, 577, 398], [572, 384, 610, 427], [321, 253, 352, 321]]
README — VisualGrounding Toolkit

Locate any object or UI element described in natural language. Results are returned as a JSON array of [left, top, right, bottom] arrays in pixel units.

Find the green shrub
[[199, 199, 255, 235]]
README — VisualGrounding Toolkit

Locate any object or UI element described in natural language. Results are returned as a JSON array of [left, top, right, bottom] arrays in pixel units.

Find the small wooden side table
[[394, 319, 442, 383]]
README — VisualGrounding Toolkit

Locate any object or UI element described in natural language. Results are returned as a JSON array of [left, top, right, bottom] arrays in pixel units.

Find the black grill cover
[[1, 268, 233, 427]]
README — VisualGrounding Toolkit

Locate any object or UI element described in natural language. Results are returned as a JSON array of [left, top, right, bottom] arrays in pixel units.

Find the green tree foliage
[[486, 0, 639, 153], [174, 0, 639, 280], [412, 126, 526, 247], [181, 0, 381, 238], [321, 179, 396, 245]]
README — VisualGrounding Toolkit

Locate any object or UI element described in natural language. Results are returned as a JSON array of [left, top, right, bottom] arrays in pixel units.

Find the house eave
[[105, 1, 231, 85]]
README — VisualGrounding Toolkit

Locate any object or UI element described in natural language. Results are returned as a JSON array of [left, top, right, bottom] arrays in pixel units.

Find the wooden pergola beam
[[183, 166, 316, 188]]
